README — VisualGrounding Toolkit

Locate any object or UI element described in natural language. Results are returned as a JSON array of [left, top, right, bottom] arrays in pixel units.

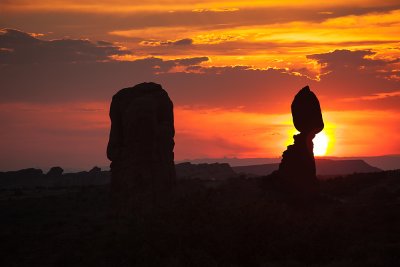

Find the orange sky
[[0, 0, 399, 170]]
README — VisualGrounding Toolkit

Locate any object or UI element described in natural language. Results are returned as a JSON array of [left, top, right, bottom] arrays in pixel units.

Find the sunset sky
[[1, 0, 399, 170]]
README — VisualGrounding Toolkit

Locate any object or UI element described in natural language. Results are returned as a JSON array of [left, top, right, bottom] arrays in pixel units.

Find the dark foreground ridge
[[1, 170, 400, 267]]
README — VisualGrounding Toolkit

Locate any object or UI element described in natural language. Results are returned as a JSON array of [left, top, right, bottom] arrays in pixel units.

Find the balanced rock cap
[[291, 86, 324, 134]]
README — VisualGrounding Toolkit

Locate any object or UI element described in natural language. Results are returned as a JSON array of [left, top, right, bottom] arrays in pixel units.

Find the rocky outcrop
[[89, 166, 101, 175], [47, 166, 64, 177], [277, 86, 324, 194], [0, 167, 110, 188], [107, 82, 175, 214]]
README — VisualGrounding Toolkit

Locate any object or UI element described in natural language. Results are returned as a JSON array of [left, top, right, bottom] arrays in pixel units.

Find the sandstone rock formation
[[277, 86, 324, 195], [107, 82, 175, 214]]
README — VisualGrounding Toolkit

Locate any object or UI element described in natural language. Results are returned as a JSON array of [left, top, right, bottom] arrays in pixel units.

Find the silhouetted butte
[[107, 82, 175, 215]]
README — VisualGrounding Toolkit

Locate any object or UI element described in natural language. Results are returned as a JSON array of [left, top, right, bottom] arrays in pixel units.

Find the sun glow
[[313, 131, 329, 156]]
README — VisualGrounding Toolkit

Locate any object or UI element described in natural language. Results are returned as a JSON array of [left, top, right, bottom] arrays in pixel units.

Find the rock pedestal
[[278, 86, 324, 195], [107, 82, 175, 215]]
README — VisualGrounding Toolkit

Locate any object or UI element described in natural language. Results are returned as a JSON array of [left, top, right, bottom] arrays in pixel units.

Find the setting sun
[[314, 131, 329, 156]]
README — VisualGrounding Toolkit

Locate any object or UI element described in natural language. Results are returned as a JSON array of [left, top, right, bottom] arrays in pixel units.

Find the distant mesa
[[234, 159, 382, 177], [176, 162, 237, 180], [107, 82, 175, 214], [276, 86, 324, 194]]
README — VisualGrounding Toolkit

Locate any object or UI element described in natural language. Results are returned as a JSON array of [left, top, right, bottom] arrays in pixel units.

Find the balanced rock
[[107, 82, 175, 214], [291, 86, 324, 135], [277, 86, 324, 195]]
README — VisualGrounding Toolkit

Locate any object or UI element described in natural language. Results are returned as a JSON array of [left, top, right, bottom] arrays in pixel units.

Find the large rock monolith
[[107, 82, 175, 214], [277, 86, 324, 195]]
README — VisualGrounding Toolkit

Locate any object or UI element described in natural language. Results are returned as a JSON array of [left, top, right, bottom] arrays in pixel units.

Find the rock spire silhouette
[[278, 86, 324, 194]]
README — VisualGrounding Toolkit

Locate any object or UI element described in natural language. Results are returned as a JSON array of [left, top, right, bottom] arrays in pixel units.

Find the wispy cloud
[[139, 38, 193, 46], [192, 7, 239, 12]]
